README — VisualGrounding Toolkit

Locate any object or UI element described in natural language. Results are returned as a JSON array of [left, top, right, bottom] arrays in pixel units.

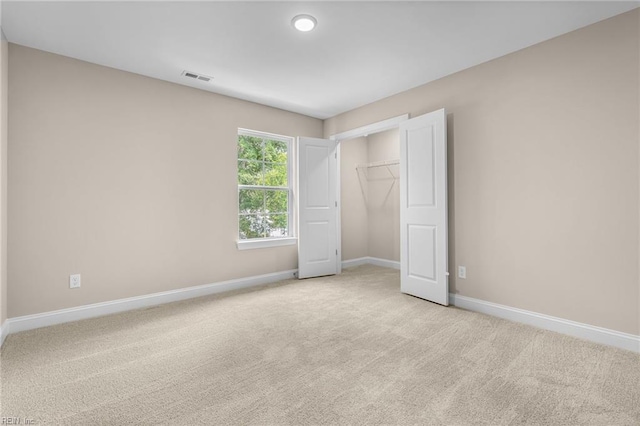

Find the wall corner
[[0, 30, 7, 327]]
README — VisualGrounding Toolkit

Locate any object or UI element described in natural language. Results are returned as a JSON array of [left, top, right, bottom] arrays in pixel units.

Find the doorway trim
[[329, 113, 409, 274]]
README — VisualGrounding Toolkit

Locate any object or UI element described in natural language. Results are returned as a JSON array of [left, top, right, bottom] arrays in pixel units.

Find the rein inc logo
[[1, 418, 35, 425]]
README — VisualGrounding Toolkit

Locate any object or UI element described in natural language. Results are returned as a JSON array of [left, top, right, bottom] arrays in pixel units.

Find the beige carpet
[[1, 265, 639, 425]]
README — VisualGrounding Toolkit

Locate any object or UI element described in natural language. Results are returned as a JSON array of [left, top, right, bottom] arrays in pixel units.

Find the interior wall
[[339, 137, 368, 261], [0, 30, 7, 327], [8, 44, 323, 318], [326, 10, 640, 335], [366, 129, 400, 262]]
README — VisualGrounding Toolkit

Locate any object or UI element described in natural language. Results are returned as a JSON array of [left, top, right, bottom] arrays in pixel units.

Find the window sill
[[237, 237, 297, 251]]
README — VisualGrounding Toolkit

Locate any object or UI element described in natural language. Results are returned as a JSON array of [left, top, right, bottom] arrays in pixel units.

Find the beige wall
[[326, 10, 640, 335], [340, 137, 368, 260], [8, 44, 323, 318], [0, 32, 7, 326], [366, 129, 400, 262]]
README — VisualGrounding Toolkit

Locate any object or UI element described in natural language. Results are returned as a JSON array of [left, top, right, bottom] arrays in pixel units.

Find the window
[[237, 129, 294, 247]]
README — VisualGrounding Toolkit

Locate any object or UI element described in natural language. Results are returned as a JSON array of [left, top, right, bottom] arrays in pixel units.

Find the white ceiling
[[2, 1, 638, 119]]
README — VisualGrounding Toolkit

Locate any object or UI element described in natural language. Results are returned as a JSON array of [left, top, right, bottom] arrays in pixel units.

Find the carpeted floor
[[1, 264, 639, 425]]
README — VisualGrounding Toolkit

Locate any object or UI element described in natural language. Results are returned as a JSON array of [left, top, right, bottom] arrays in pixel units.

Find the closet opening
[[330, 114, 408, 274]]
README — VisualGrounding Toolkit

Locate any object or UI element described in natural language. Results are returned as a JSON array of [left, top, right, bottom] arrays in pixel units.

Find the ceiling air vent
[[181, 70, 213, 83]]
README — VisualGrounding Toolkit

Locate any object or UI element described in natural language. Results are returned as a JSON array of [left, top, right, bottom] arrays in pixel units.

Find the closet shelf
[[356, 159, 399, 170], [355, 159, 399, 206]]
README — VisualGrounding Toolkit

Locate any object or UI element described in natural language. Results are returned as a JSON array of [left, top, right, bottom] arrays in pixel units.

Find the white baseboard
[[341, 257, 639, 353], [341, 257, 370, 268], [0, 320, 7, 348], [5, 269, 298, 336], [4, 263, 637, 355], [367, 257, 400, 270], [342, 256, 400, 270], [450, 293, 640, 353]]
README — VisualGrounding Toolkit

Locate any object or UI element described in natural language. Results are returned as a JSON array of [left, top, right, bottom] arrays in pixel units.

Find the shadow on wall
[[447, 113, 456, 294]]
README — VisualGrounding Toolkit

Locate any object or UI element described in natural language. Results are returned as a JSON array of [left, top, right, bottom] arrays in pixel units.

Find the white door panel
[[407, 126, 436, 207], [297, 137, 338, 279], [305, 146, 330, 207], [306, 221, 330, 262], [400, 109, 448, 305], [408, 225, 437, 280]]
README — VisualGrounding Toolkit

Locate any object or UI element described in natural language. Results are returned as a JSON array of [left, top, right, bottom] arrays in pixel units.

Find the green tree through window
[[238, 130, 291, 239]]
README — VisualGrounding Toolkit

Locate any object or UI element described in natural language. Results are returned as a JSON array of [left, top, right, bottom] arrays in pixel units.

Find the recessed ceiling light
[[292, 14, 317, 32]]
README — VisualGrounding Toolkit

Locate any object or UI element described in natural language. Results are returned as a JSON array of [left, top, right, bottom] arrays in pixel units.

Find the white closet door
[[399, 109, 449, 305], [297, 137, 338, 279]]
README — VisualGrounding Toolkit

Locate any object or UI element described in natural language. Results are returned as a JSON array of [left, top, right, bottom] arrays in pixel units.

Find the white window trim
[[236, 237, 297, 250], [237, 128, 295, 250]]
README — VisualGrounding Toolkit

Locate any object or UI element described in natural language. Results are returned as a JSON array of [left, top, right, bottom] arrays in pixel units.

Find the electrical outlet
[[457, 266, 466, 279], [70, 274, 81, 289]]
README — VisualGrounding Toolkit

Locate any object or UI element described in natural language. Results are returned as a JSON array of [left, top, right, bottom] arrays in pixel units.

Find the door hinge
[[336, 249, 338, 255], [335, 152, 337, 159], [335, 201, 337, 207]]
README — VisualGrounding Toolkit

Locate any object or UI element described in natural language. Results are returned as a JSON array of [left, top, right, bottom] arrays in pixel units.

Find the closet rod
[[356, 159, 400, 169]]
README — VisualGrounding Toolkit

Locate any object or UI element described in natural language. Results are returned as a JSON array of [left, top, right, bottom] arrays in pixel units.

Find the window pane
[[238, 135, 263, 161], [267, 214, 288, 238], [264, 139, 288, 163], [239, 214, 267, 239], [237, 131, 292, 241], [238, 160, 263, 185], [239, 189, 264, 214], [264, 162, 287, 187], [265, 190, 288, 214]]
